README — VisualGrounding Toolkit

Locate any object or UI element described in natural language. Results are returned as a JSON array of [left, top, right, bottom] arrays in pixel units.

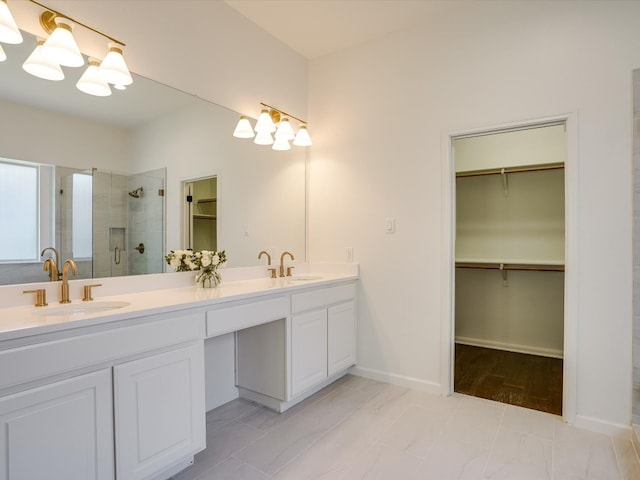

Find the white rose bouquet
[[165, 249, 227, 287]]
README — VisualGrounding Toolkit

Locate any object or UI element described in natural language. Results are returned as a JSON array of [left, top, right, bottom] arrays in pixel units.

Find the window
[[72, 173, 92, 258], [0, 160, 39, 261]]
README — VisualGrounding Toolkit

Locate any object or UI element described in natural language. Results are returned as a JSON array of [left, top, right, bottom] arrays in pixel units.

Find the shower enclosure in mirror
[[0, 158, 165, 285]]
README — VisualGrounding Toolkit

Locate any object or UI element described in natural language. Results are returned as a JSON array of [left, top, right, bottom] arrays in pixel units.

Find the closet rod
[[456, 163, 564, 178], [455, 262, 564, 272]]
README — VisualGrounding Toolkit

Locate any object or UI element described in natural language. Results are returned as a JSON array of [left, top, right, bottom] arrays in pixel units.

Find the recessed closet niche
[[453, 123, 565, 415]]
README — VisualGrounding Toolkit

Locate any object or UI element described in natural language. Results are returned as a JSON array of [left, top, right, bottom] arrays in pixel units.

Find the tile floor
[[172, 375, 640, 480]]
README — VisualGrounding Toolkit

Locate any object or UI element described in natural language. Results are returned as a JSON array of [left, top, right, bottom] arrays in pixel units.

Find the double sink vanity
[[0, 263, 358, 480]]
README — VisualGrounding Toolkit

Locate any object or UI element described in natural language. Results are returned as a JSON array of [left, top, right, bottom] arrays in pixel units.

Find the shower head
[[128, 187, 143, 198]]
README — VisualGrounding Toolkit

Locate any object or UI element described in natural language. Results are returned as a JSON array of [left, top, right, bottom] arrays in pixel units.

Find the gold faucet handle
[[23, 289, 48, 307], [286, 266, 295, 277], [267, 267, 277, 279], [82, 284, 102, 302]]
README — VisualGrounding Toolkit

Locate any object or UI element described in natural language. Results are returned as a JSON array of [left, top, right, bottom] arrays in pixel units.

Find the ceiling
[[224, 0, 443, 59]]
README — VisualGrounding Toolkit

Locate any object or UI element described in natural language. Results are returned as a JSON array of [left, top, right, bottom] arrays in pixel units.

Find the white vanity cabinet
[[291, 309, 328, 397], [290, 283, 357, 399], [0, 369, 114, 480], [227, 281, 357, 412], [114, 343, 206, 480], [0, 311, 206, 480]]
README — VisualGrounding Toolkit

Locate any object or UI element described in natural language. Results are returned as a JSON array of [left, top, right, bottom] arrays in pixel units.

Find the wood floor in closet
[[454, 344, 563, 415]]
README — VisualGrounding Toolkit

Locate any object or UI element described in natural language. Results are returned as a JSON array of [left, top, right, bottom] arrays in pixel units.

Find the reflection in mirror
[[0, 30, 306, 288], [184, 177, 218, 252], [0, 159, 166, 286]]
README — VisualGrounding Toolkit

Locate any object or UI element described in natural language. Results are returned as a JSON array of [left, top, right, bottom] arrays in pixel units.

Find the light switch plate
[[384, 218, 395, 234]]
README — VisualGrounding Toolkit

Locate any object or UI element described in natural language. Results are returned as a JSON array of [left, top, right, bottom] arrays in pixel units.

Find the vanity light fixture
[[0, 0, 23, 44], [40, 16, 84, 67], [272, 135, 292, 151], [98, 43, 133, 86], [233, 102, 312, 150], [22, 37, 64, 80], [293, 125, 312, 147], [76, 58, 111, 97], [232, 115, 255, 138], [6, 0, 133, 97]]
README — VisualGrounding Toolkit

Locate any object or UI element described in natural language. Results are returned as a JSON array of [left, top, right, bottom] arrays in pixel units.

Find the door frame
[[439, 113, 578, 424]]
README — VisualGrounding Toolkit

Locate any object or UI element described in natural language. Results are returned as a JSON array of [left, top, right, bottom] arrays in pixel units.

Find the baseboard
[[349, 365, 443, 395], [455, 336, 564, 359], [574, 414, 632, 437]]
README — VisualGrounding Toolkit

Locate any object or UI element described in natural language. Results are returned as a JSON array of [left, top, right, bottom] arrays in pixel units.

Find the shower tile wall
[[633, 69, 640, 424], [127, 170, 165, 276], [92, 171, 129, 278]]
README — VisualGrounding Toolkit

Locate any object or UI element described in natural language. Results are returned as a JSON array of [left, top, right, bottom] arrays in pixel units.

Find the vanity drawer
[[291, 283, 356, 314], [0, 313, 204, 392], [206, 296, 289, 338]]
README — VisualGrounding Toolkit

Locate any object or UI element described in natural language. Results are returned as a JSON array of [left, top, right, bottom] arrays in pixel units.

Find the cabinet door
[[291, 309, 328, 397], [328, 301, 357, 376], [114, 343, 206, 480], [0, 369, 114, 480]]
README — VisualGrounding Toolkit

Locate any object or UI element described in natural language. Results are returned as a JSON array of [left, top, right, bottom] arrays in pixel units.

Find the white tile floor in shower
[[172, 375, 640, 480]]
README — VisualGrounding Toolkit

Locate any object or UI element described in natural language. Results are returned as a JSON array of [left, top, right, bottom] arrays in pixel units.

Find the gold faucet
[[259, 250, 277, 278], [279, 251, 294, 277], [258, 250, 271, 265], [60, 259, 78, 303], [41, 247, 60, 281]]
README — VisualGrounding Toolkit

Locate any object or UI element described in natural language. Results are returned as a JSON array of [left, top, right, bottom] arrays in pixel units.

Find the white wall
[[0, 97, 129, 170], [308, 1, 640, 431]]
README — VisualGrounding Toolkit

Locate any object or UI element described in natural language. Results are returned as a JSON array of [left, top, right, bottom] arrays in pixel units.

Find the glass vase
[[196, 269, 221, 288]]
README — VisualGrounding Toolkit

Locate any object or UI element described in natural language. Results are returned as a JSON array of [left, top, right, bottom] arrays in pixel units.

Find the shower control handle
[[135, 243, 145, 254]]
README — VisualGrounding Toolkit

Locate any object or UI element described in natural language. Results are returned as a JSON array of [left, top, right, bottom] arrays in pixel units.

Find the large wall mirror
[[0, 32, 306, 286]]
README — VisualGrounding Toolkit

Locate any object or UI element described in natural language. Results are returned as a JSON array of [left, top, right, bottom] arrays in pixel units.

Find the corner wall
[[308, 1, 640, 431]]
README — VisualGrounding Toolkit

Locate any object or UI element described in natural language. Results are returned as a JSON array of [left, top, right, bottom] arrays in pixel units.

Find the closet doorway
[[452, 123, 566, 415], [183, 176, 217, 251]]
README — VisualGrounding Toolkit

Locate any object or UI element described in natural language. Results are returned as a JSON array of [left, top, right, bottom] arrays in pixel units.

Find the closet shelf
[[193, 214, 217, 220], [456, 162, 564, 178], [196, 197, 217, 204], [455, 260, 564, 272]]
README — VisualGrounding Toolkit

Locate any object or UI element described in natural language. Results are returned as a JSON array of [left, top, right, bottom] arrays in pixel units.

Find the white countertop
[[0, 266, 358, 343]]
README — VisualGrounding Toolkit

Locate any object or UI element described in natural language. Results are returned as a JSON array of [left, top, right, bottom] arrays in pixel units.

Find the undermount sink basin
[[286, 275, 323, 283], [33, 301, 131, 316]]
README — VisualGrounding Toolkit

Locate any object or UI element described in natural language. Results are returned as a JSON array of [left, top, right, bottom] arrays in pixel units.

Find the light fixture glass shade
[[0, 0, 23, 44], [293, 125, 312, 147], [98, 43, 133, 86], [272, 135, 291, 151], [254, 131, 274, 145], [255, 109, 276, 133], [41, 19, 84, 67], [233, 115, 255, 138], [0, 44, 6, 62], [275, 118, 295, 140], [22, 39, 64, 81], [76, 59, 111, 96]]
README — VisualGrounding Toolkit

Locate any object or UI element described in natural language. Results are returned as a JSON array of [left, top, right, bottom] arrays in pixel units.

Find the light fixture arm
[[260, 102, 307, 125], [29, 0, 126, 46]]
